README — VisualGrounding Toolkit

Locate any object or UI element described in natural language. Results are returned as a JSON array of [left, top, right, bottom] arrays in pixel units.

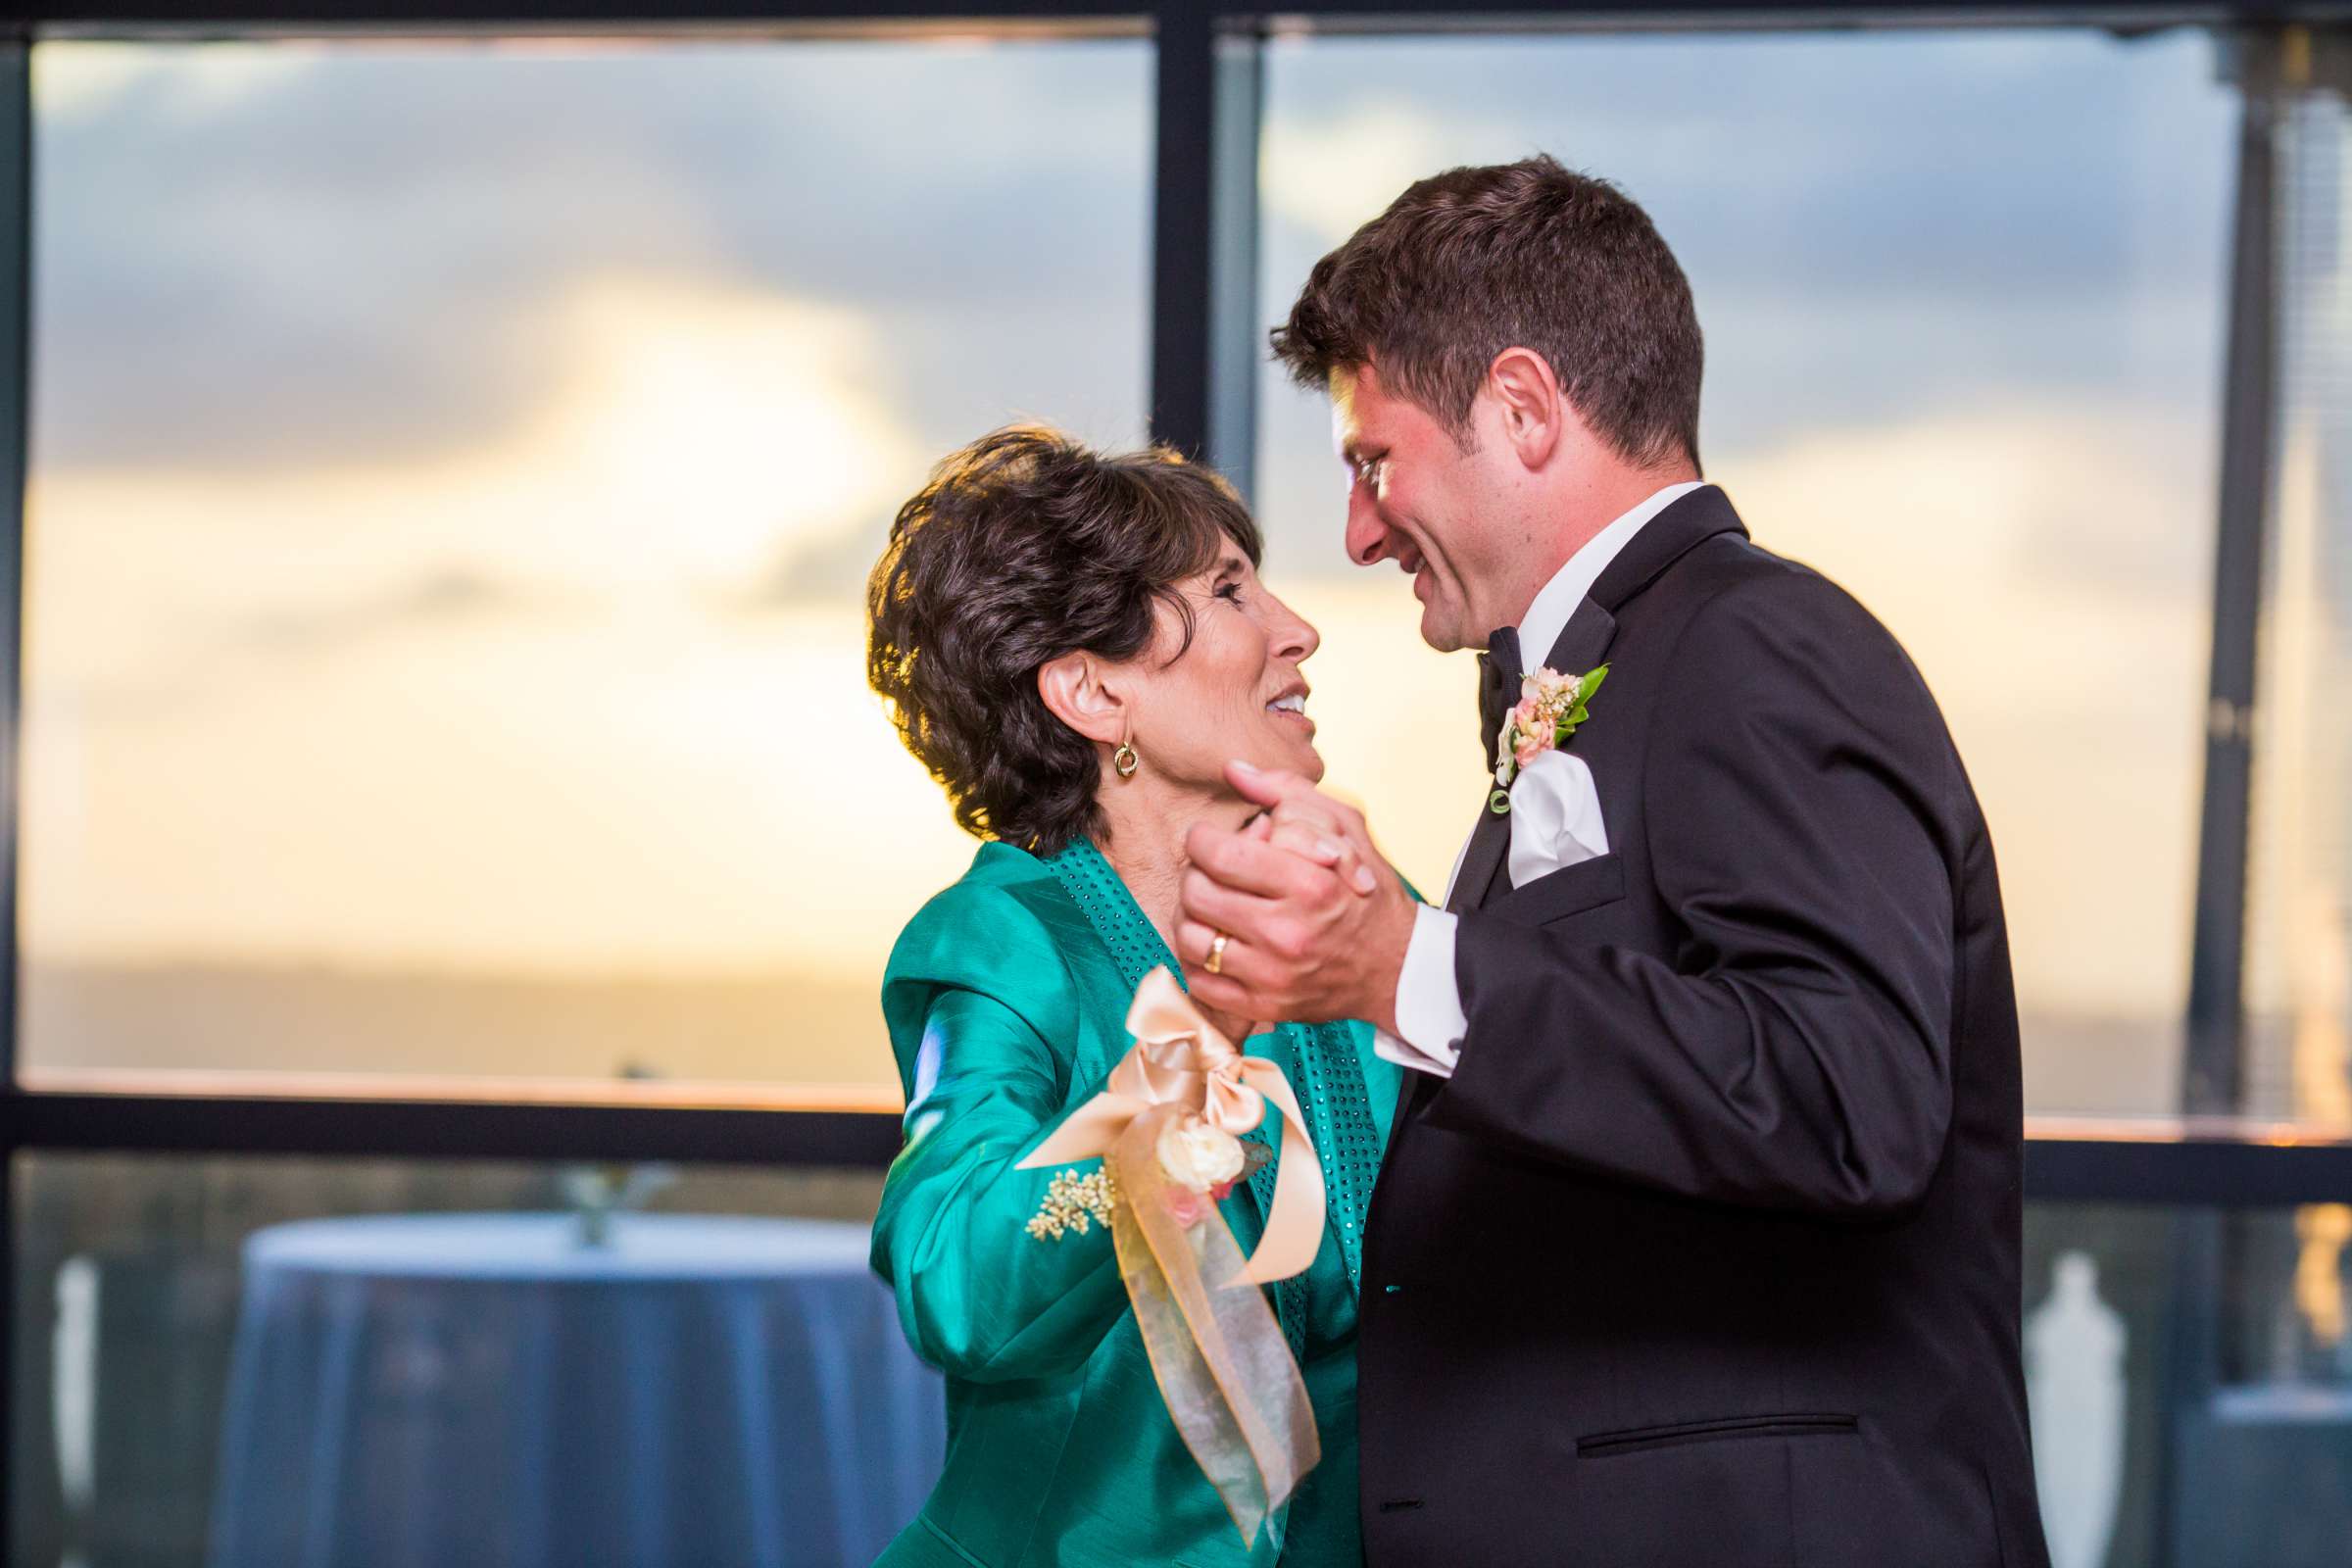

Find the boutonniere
[[1491, 664, 1609, 813]]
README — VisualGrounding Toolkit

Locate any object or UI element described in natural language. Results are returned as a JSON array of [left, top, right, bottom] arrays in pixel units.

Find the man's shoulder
[[1659, 533, 1911, 666], [1636, 532, 1950, 744], [1671, 531, 1880, 628]]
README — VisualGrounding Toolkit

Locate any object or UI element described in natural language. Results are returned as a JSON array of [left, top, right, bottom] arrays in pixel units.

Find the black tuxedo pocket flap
[[1494, 853, 1625, 926], [1577, 1412, 1856, 1459]]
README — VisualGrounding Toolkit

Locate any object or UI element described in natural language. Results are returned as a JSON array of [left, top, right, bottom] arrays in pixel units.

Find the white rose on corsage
[[1157, 1113, 1248, 1227]]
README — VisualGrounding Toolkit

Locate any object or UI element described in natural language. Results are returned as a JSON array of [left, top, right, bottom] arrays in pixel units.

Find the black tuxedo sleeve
[[1432, 572, 1963, 1217]]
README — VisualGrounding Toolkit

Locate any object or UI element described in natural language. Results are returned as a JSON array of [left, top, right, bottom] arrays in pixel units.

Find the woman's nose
[[1271, 598, 1320, 662]]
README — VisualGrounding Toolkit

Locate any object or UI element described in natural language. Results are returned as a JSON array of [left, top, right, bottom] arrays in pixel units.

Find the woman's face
[[1117, 541, 1324, 794]]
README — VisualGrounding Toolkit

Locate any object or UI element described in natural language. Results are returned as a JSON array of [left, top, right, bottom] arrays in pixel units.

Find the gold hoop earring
[[1112, 742, 1140, 779]]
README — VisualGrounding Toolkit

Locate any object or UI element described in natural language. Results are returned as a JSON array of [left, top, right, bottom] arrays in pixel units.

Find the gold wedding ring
[[1205, 931, 1230, 976]]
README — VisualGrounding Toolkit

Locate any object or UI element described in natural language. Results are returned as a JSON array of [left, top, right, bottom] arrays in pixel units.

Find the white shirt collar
[[1514, 481, 1705, 669]]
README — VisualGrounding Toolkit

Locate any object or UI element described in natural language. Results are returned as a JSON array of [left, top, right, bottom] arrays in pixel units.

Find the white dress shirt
[[1376, 481, 1704, 1079]]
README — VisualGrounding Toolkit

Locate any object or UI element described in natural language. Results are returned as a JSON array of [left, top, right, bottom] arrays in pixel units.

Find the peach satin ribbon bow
[[1017, 966, 1327, 1543]]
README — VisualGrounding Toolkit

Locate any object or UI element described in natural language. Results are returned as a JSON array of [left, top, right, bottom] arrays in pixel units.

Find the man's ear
[[1486, 346, 1566, 470], [1038, 652, 1128, 748]]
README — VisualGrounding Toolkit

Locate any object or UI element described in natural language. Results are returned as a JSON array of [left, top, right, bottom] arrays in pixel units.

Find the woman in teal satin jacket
[[864, 427, 1397, 1568]]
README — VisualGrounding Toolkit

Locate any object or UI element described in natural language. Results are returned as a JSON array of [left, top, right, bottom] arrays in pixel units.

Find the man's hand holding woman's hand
[[1177, 761, 1415, 1035]]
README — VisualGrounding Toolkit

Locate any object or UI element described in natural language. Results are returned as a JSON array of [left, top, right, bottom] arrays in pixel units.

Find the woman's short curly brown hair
[[867, 425, 1264, 856]]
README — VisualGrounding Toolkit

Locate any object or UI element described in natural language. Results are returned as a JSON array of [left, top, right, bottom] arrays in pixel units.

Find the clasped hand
[[1177, 760, 1415, 1037]]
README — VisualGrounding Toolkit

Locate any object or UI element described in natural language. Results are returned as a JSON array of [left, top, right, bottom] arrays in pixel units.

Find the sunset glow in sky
[[20, 28, 2265, 1100]]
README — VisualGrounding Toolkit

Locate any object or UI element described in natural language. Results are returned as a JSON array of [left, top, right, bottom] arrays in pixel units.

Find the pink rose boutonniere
[[1491, 663, 1609, 814]]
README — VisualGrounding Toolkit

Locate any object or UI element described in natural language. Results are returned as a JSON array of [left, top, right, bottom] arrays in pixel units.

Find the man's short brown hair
[[1271, 155, 1702, 470]]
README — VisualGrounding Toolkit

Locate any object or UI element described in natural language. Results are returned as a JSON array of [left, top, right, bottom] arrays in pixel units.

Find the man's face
[[1330, 362, 1516, 654]]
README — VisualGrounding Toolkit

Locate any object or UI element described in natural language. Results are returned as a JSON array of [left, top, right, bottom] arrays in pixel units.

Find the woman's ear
[[1038, 652, 1128, 747]]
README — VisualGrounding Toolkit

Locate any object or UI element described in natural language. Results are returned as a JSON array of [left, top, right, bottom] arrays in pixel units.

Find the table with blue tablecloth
[[208, 1213, 946, 1568]]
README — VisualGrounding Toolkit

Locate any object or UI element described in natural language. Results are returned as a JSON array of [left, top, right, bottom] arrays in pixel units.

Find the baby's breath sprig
[[1025, 1166, 1121, 1241]]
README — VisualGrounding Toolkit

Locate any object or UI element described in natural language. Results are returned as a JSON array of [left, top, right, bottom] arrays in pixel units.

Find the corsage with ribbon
[[1016, 966, 1326, 1544]]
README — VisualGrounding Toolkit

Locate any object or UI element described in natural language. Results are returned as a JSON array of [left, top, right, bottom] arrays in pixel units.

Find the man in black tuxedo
[[1176, 156, 2050, 1567]]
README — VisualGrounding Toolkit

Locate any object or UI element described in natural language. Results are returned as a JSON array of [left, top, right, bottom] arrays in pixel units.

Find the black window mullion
[[0, 32, 26, 1100], [2182, 26, 2288, 1119], [0, 30, 30, 1567], [1205, 18, 1262, 490], [2165, 36, 2294, 1561], [1, 1095, 2345, 1204], [1151, 0, 1216, 456], [7, 1094, 906, 1165], [0, 2, 2318, 24]]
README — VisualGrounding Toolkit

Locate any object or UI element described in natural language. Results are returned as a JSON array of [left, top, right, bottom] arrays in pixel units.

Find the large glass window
[[8, 1153, 900, 1566], [1251, 27, 2236, 1120], [13, 1163, 2348, 1568], [2023, 1200, 2352, 1566], [22, 35, 1152, 1099]]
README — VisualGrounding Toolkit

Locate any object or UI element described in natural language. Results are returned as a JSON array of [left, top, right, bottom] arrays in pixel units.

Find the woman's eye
[[1214, 581, 1246, 605]]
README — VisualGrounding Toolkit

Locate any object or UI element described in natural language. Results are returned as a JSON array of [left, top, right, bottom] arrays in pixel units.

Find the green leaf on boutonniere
[[1555, 663, 1609, 741]]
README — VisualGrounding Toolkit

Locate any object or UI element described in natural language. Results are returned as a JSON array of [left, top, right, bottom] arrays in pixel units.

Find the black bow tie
[[1477, 625, 1524, 771]]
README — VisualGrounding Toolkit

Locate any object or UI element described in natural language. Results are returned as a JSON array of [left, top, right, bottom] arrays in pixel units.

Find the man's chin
[[1417, 602, 1468, 654]]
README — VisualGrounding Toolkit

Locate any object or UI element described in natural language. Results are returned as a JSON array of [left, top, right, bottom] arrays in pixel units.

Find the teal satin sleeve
[[870, 845, 1398, 1568], [869, 883, 1130, 1384]]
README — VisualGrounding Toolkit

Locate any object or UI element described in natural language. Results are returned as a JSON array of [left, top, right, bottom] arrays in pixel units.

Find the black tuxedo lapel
[[1538, 595, 1618, 692], [1460, 485, 1746, 919], [1404, 486, 1749, 1119], [1405, 796, 1511, 1124], [1438, 590, 1615, 925], [1446, 808, 1510, 916], [1576, 484, 1748, 635], [1446, 597, 1614, 919]]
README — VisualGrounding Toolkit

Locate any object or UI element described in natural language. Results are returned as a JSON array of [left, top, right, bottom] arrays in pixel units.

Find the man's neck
[[1501, 473, 1704, 665], [1499, 467, 1701, 629]]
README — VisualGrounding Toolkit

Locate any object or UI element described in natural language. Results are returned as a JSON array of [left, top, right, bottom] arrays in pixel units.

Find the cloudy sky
[[21, 25, 2251, 1095], [1250, 27, 2235, 1039]]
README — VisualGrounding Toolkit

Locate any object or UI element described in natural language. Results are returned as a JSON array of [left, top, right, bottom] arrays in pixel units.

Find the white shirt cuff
[[1372, 904, 1468, 1078]]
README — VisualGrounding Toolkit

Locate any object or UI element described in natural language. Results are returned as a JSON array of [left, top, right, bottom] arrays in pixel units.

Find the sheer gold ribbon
[[1017, 966, 1326, 1543]]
